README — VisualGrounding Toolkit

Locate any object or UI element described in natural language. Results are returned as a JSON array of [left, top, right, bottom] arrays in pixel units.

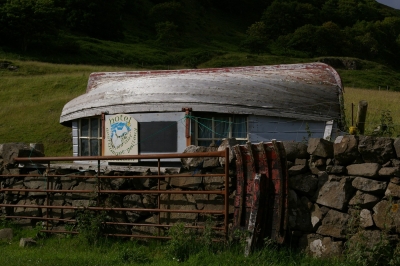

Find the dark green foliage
[[149, 1, 185, 29], [241, 21, 269, 54], [1, 0, 400, 68], [76, 209, 107, 245], [0, 0, 63, 51], [57, 0, 125, 40], [155, 21, 179, 47]]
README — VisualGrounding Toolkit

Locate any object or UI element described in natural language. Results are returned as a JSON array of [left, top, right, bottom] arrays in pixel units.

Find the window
[[191, 114, 247, 146], [79, 117, 102, 156], [139, 121, 177, 153]]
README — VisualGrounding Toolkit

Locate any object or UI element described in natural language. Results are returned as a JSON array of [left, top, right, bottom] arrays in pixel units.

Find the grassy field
[[343, 87, 400, 137], [0, 61, 134, 156], [0, 226, 354, 266]]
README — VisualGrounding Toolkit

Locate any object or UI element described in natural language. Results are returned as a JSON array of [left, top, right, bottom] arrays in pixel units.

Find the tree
[[241, 21, 269, 54], [316, 21, 343, 55], [0, 0, 62, 51], [261, 1, 298, 39], [287, 24, 318, 56], [155, 21, 179, 47], [60, 0, 125, 40], [148, 1, 185, 30]]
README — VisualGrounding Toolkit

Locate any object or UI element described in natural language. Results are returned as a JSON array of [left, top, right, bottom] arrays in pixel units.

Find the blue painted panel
[[248, 115, 335, 142]]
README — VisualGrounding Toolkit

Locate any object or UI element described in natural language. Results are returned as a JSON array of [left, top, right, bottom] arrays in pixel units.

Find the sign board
[[104, 114, 138, 162]]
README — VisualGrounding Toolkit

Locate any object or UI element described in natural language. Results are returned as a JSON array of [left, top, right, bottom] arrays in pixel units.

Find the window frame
[[192, 114, 248, 146], [78, 117, 102, 156]]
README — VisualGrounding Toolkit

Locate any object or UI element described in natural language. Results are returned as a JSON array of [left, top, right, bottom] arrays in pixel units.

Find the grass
[[0, 228, 349, 266], [343, 87, 400, 137], [0, 61, 134, 156]]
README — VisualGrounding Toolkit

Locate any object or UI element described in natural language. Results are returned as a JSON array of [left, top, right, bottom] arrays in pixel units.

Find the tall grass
[[343, 87, 400, 137], [0, 229, 348, 266]]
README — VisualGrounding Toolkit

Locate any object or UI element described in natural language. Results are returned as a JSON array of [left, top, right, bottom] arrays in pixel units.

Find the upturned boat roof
[[60, 62, 345, 128]]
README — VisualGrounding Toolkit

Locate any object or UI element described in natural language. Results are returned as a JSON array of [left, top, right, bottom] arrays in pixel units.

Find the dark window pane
[[90, 139, 99, 156], [90, 118, 99, 137], [80, 139, 89, 156], [198, 140, 212, 147], [232, 116, 247, 138], [81, 119, 89, 137], [139, 122, 177, 152], [197, 117, 212, 139], [214, 116, 230, 139]]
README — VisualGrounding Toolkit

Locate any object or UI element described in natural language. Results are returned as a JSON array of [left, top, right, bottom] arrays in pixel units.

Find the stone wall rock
[[307, 138, 333, 158], [217, 138, 238, 165], [385, 182, 400, 198], [358, 136, 395, 164], [299, 234, 343, 258], [348, 190, 380, 209], [359, 209, 374, 228], [346, 163, 381, 177], [289, 174, 318, 197], [352, 177, 387, 194], [181, 145, 219, 169], [316, 209, 350, 239], [316, 176, 354, 211], [0, 228, 13, 241], [334, 135, 360, 165], [282, 141, 309, 161], [393, 138, 400, 158], [373, 200, 400, 233]]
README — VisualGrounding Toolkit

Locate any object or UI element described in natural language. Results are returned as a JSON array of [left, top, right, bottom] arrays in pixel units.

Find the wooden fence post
[[356, 100, 368, 135]]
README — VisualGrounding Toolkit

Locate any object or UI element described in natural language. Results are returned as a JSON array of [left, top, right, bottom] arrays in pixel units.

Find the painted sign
[[104, 114, 138, 161]]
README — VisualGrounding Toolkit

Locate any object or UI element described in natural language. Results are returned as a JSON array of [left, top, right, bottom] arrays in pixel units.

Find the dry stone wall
[[286, 135, 400, 258], [1, 136, 400, 258]]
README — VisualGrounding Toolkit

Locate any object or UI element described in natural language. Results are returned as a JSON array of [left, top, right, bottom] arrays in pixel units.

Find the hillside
[[1, 0, 400, 68]]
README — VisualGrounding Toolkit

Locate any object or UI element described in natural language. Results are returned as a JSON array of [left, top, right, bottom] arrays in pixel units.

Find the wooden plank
[[245, 173, 261, 257], [243, 142, 256, 228], [232, 145, 244, 232], [250, 142, 269, 248]]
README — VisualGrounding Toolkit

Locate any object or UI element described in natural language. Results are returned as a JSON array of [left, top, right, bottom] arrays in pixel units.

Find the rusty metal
[[1, 149, 230, 240], [14, 151, 226, 162], [182, 107, 193, 146], [0, 173, 225, 179], [224, 147, 230, 237], [232, 141, 289, 252], [0, 188, 225, 195], [232, 145, 244, 231], [60, 63, 345, 128]]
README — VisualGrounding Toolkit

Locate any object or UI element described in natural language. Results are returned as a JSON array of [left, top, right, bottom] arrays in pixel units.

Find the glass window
[[79, 117, 102, 156], [191, 113, 247, 146]]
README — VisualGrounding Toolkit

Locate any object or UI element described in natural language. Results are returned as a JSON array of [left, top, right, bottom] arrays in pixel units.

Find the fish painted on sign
[[110, 121, 131, 149]]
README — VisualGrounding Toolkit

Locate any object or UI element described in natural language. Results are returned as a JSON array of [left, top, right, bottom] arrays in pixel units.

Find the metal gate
[[0, 149, 230, 240]]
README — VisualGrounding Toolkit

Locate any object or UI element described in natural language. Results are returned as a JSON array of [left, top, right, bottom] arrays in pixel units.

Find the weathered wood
[[232, 141, 289, 254], [245, 173, 261, 257], [356, 100, 368, 134], [232, 145, 244, 232]]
